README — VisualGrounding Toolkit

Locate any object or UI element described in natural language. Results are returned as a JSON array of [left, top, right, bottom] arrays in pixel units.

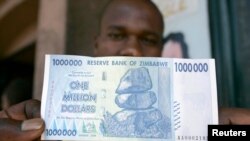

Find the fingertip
[[20, 118, 45, 140], [24, 99, 41, 118], [21, 118, 44, 131], [0, 118, 45, 141]]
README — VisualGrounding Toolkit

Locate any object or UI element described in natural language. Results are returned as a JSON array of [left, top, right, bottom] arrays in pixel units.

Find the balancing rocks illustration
[[100, 67, 171, 138]]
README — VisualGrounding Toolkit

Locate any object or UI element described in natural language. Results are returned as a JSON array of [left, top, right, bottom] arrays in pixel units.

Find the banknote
[[41, 55, 218, 141]]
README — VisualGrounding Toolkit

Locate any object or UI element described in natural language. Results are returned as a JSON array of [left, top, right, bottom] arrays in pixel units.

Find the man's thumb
[[0, 118, 45, 141]]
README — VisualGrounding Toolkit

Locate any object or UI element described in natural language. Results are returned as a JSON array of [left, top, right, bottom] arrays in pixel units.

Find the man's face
[[95, 0, 163, 57]]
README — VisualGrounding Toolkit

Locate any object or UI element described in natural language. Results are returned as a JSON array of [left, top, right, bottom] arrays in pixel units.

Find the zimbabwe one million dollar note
[[41, 55, 218, 141]]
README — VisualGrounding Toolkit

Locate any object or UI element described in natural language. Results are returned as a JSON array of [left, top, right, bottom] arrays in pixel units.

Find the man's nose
[[119, 38, 143, 56]]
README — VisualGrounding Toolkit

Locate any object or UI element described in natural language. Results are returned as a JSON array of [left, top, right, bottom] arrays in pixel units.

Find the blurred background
[[0, 0, 249, 109]]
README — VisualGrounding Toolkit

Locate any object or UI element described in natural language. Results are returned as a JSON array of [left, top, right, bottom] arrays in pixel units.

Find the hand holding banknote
[[1, 0, 250, 140], [219, 107, 250, 124], [0, 99, 44, 141], [0, 99, 250, 141], [0, 1, 162, 140]]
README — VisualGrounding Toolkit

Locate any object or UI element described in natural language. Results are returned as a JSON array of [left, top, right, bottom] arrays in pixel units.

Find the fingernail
[[21, 118, 44, 131]]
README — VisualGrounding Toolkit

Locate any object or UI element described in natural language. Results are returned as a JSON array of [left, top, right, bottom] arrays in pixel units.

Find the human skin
[[94, 0, 164, 57], [219, 107, 250, 124], [0, 100, 44, 141], [0, 0, 164, 141], [1, 0, 250, 140]]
